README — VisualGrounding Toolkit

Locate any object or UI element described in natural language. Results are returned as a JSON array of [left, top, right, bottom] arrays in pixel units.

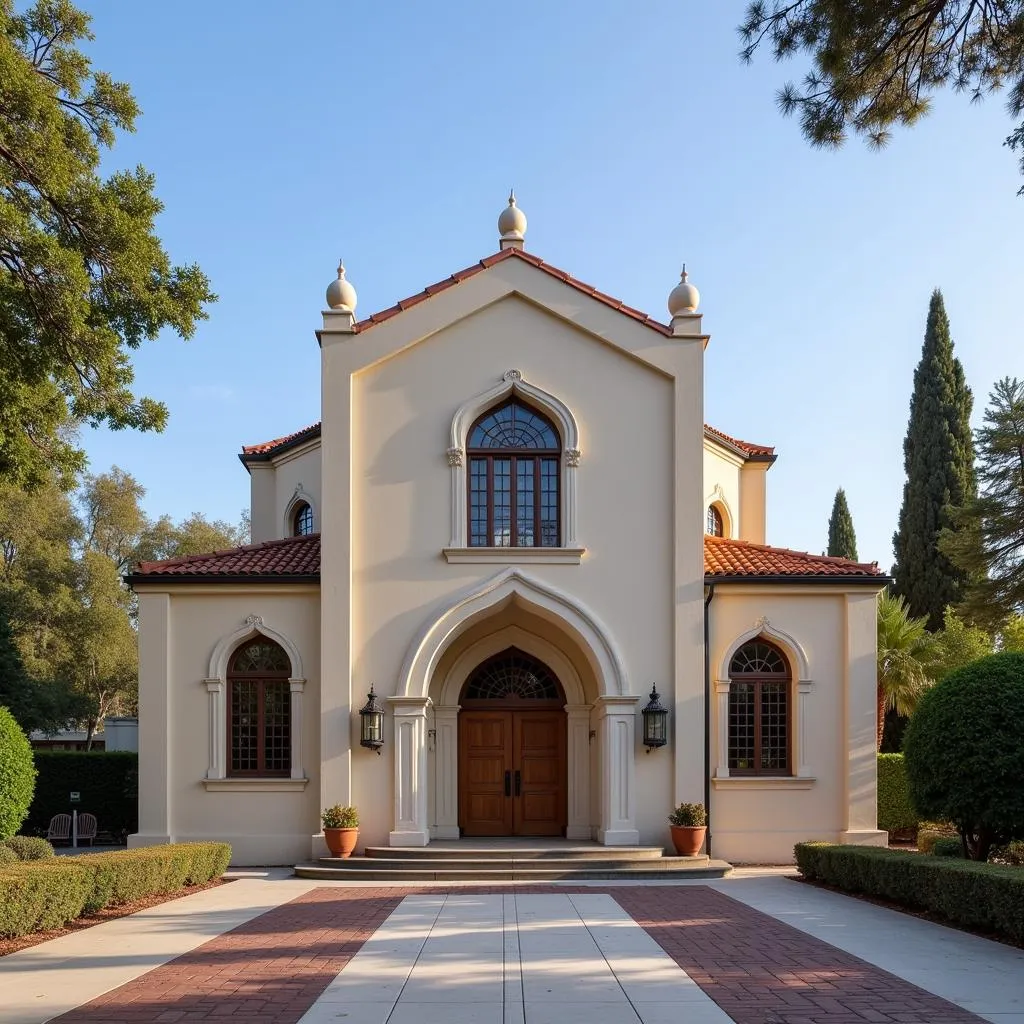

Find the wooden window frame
[[707, 505, 724, 537], [467, 402, 561, 549], [227, 644, 291, 778], [727, 640, 792, 777]]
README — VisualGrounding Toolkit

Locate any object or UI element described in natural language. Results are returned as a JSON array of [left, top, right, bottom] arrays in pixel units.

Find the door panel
[[459, 712, 513, 836], [458, 709, 567, 837]]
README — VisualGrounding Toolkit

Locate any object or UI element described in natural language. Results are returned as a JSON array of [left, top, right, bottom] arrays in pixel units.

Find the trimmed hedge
[[0, 706, 36, 839], [877, 753, 918, 835], [0, 842, 231, 938], [795, 842, 1024, 944], [918, 827, 956, 854], [2, 836, 54, 860], [25, 751, 138, 839]]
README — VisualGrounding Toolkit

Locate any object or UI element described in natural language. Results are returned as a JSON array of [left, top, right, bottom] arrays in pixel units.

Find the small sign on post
[[69, 791, 80, 803]]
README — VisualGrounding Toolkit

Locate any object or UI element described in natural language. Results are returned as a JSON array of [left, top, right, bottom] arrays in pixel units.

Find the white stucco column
[[204, 679, 226, 779], [713, 680, 729, 778], [566, 704, 593, 840], [796, 680, 813, 778], [289, 678, 306, 780], [840, 592, 888, 847], [563, 452, 580, 546], [389, 696, 432, 846], [432, 705, 460, 839], [595, 695, 640, 845]]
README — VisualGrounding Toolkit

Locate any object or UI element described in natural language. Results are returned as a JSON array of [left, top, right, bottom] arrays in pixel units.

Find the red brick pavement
[[53, 885, 988, 1024]]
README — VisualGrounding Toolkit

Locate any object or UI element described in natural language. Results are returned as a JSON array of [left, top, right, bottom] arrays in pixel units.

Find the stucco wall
[[132, 587, 321, 865], [702, 444, 742, 539], [248, 444, 322, 543]]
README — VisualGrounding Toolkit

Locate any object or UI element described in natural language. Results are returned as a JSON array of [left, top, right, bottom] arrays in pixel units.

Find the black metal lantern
[[359, 684, 385, 753], [641, 684, 668, 752]]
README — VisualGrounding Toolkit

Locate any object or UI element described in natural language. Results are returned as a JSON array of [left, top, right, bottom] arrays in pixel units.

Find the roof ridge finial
[[498, 189, 527, 249], [337, 258, 346, 278], [668, 260, 700, 319], [508, 188, 516, 206], [681, 263, 688, 282], [326, 256, 357, 313]]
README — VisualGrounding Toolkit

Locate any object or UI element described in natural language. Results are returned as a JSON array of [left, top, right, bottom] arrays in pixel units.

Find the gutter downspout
[[704, 580, 716, 857]]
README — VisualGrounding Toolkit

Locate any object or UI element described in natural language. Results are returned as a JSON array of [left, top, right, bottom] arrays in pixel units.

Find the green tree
[[877, 592, 938, 749], [892, 290, 975, 631], [904, 652, 1024, 860], [739, 2, 1024, 193], [0, 704, 35, 838], [931, 606, 992, 681], [942, 377, 1024, 629], [1000, 614, 1024, 651], [79, 467, 146, 572], [0, 0, 215, 488], [134, 512, 247, 565], [827, 487, 859, 559]]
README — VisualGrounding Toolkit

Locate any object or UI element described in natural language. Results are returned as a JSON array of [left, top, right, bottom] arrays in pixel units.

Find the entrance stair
[[294, 839, 731, 881]]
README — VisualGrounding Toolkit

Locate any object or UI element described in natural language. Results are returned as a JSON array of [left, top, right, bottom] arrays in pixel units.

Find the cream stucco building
[[128, 197, 888, 866]]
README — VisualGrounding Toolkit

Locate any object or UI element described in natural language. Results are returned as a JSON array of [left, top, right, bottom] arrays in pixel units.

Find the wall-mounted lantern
[[359, 684, 385, 754], [641, 684, 668, 752]]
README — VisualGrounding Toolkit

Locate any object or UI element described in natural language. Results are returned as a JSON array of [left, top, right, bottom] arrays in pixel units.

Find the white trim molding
[[202, 778, 309, 792], [203, 615, 307, 783], [714, 617, 814, 781], [442, 546, 585, 564], [447, 369, 582, 547]]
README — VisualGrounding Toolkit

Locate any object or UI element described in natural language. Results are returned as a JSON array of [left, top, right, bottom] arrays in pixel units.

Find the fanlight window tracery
[[461, 648, 563, 704], [729, 642, 787, 676]]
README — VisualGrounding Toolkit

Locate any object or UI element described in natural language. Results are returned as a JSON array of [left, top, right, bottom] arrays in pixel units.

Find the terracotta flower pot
[[670, 825, 706, 857], [324, 827, 359, 858]]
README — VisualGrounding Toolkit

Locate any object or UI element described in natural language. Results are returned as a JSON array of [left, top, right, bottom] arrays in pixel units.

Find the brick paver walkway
[[53, 886, 988, 1024]]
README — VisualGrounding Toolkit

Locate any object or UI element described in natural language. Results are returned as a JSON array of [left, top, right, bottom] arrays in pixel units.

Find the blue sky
[[78, 1, 1023, 567]]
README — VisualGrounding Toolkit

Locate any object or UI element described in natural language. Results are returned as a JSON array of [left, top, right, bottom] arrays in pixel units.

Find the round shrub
[[932, 837, 963, 858], [904, 652, 1024, 861], [0, 846, 17, 866], [3, 836, 55, 861], [0, 706, 36, 840]]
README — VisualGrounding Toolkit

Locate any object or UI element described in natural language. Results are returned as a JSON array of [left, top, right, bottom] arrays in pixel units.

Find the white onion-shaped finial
[[326, 259, 357, 312], [498, 189, 527, 241], [667, 264, 700, 316]]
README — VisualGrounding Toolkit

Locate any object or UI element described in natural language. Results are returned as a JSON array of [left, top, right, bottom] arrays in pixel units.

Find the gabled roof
[[241, 420, 774, 464], [703, 535, 884, 582], [126, 534, 320, 584], [128, 533, 883, 586], [352, 246, 673, 337]]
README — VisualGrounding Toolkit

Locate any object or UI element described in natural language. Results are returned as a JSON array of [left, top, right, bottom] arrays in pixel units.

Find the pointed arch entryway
[[389, 568, 640, 848]]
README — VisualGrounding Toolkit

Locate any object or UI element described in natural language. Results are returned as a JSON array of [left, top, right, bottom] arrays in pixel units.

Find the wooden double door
[[458, 710, 567, 837]]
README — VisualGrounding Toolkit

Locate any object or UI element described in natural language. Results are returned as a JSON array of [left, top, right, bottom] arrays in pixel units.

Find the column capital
[[289, 677, 306, 693], [594, 695, 640, 715], [203, 678, 223, 693], [387, 695, 432, 715]]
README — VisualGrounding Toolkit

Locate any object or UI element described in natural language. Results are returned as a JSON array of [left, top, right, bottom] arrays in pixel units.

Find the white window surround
[[714, 617, 813, 782], [202, 614, 307, 786], [445, 369, 582, 552], [283, 486, 317, 539]]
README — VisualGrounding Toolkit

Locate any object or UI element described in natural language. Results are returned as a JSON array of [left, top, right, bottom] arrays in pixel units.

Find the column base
[[566, 825, 591, 841], [430, 825, 460, 840], [597, 828, 641, 846], [390, 830, 430, 847], [311, 832, 329, 859], [839, 829, 888, 847]]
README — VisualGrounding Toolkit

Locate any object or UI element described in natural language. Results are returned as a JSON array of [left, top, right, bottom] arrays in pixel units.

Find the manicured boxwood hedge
[[795, 842, 1024, 944], [0, 842, 231, 938], [877, 753, 918, 835], [24, 751, 138, 839]]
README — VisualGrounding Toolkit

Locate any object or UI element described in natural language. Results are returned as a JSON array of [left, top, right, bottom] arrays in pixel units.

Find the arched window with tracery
[[468, 400, 560, 547], [707, 505, 724, 536], [292, 501, 314, 536], [728, 638, 791, 775], [227, 638, 291, 776], [460, 648, 565, 707]]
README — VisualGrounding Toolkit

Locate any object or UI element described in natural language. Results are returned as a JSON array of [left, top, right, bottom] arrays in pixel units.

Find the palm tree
[[876, 593, 938, 749]]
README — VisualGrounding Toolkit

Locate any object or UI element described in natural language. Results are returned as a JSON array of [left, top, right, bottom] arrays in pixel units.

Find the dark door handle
[[514, 770, 521, 797], [504, 770, 511, 797]]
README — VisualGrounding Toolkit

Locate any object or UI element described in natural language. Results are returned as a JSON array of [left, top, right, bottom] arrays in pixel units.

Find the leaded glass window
[[461, 648, 564, 704], [293, 502, 314, 536], [227, 638, 291, 776], [727, 638, 790, 775], [467, 400, 560, 547]]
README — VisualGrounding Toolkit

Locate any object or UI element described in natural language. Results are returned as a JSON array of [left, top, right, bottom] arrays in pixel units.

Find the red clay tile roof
[[702, 425, 775, 459], [128, 534, 320, 581], [704, 535, 883, 579], [129, 532, 881, 584], [353, 247, 674, 337], [242, 421, 774, 463]]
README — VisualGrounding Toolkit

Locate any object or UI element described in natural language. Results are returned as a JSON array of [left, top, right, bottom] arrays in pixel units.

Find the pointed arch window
[[728, 639, 791, 775], [707, 505, 724, 536], [468, 400, 560, 547], [292, 502, 314, 536]]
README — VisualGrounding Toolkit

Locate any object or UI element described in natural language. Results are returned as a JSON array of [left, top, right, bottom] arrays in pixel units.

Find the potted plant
[[321, 805, 359, 858], [667, 802, 707, 856]]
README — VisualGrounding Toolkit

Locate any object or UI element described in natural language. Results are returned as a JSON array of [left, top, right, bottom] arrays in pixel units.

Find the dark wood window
[[460, 647, 565, 708], [707, 505, 724, 536], [293, 502, 314, 536], [728, 639, 790, 775], [227, 639, 291, 776], [468, 400, 560, 547]]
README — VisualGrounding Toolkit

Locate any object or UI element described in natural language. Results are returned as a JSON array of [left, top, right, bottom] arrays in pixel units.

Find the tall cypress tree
[[892, 290, 975, 631], [827, 488, 859, 560]]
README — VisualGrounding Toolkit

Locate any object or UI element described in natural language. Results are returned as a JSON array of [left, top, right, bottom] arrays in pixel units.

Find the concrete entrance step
[[363, 843, 667, 861]]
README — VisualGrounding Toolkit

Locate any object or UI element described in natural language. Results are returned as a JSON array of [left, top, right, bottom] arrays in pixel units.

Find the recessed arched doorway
[[457, 647, 567, 837]]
